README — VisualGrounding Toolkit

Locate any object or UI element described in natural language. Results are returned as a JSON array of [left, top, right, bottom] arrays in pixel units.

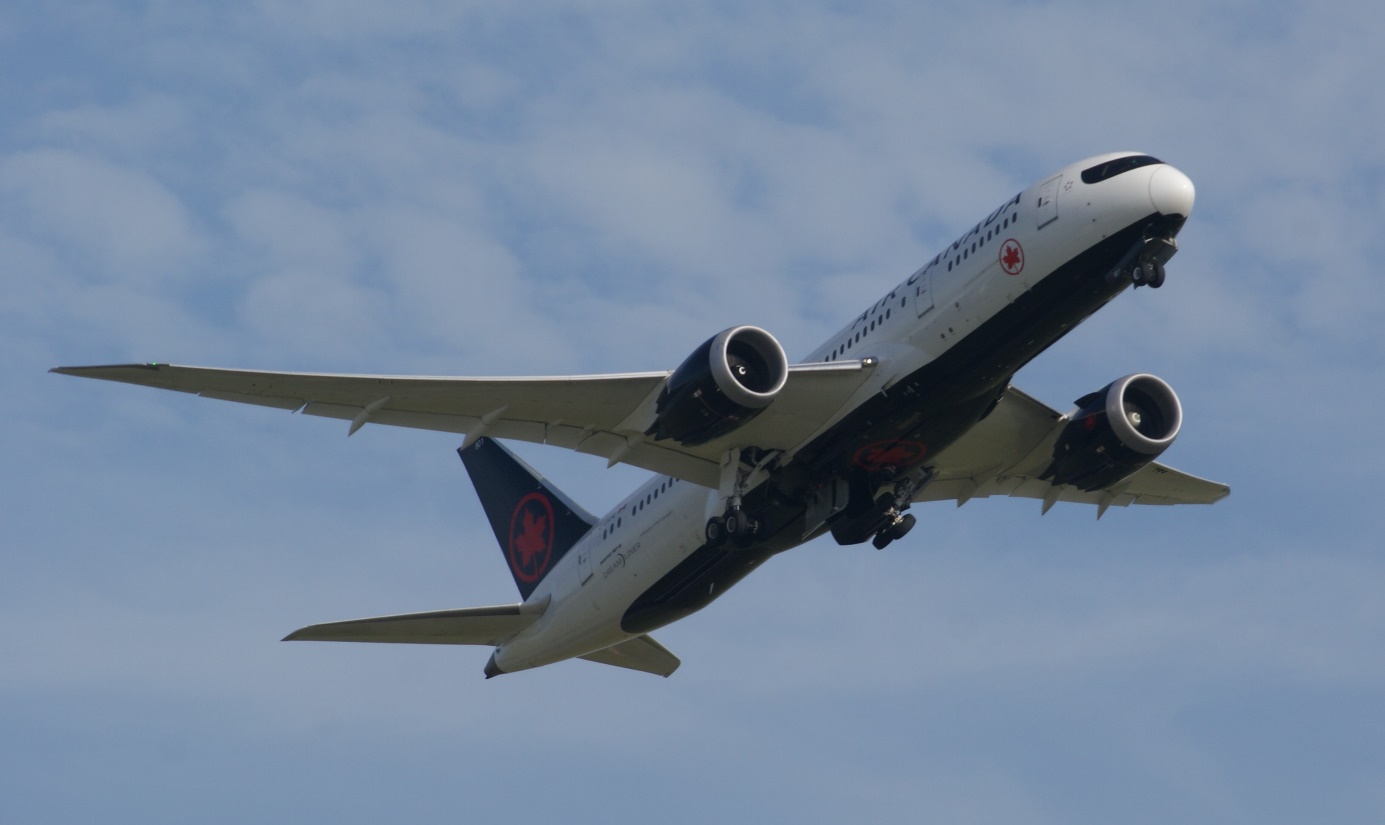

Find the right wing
[[922, 384, 1229, 515], [51, 361, 879, 488], [578, 635, 681, 677]]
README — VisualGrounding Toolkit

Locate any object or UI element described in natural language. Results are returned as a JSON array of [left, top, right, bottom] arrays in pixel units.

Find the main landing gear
[[829, 468, 931, 549], [864, 480, 923, 550], [872, 509, 917, 550], [705, 448, 776, 549], [870, 467, 931, 549], [705, 503, 759, 548]]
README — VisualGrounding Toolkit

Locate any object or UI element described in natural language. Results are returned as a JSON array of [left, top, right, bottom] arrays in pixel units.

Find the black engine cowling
[[1041, 374, 1182, 491], [645, 326, 789, 446]]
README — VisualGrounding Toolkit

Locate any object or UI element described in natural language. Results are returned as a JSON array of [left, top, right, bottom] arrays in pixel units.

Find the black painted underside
[[621, 214, 1172, 635]]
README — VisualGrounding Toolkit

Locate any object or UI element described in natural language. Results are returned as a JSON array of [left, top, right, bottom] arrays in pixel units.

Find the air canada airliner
[[54, 151, 1228, 678]]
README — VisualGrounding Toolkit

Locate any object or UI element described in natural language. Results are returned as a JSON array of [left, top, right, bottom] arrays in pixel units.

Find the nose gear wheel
[[1109, 234, 1177, 289]]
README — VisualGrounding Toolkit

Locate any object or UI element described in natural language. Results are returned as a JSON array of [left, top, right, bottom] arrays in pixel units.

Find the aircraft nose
[[1149, 165, 1195, 218]]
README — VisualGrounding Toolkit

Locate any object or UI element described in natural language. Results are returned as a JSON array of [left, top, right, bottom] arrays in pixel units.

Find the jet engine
[[1041, 374, 1182, 491], [646, 326, 789, 446]]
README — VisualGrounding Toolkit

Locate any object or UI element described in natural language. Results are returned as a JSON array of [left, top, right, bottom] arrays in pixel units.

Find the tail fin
[[459, 438, 597, 599]]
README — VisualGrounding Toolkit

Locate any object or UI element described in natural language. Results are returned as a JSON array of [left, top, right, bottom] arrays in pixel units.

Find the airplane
[[53, 151, 1228, 679]]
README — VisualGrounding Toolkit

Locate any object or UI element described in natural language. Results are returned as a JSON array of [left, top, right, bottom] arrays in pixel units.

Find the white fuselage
[[495, 153, 1193, 673]]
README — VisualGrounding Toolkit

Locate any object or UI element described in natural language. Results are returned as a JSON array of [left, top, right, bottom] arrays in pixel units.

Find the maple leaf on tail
[[514, 509, 549, 566]]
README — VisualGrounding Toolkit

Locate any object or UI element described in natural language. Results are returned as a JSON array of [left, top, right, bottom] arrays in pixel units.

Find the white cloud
[[0, 149, 204, 284], [238, 270, 388, 361], [33, 95, 191, 158], [225, 190, 359, 274]]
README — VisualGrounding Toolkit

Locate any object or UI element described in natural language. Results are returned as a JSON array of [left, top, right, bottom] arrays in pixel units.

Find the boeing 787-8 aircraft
[[55, 152, 1228, 678]]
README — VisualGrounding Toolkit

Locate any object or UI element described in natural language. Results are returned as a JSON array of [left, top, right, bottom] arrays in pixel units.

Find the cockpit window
[[1081, 155, 1162, 184]]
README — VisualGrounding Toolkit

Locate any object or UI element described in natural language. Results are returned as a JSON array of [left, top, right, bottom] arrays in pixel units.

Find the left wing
[[283, 600, 545, 646], [51, 361, 878, 487], [921, 385, 1229, 516]]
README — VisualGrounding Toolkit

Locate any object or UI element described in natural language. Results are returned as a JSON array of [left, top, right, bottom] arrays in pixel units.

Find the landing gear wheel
[[705, 516, 727, 547], [872, 532, 894, 550], [725, 510, 757, 539], [889, 513, 917, 541], [1148, 260, 1166, 288], [1131, 262, 1148, 287]]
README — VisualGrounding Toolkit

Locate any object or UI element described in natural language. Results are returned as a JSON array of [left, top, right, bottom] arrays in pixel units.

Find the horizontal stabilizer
[[578, 634, 681, 677], [284, 598, 548, 646]]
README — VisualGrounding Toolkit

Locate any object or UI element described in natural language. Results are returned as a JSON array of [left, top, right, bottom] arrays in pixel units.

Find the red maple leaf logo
[[513, 509, 548, 566], [864, 445, 915, 466], [853, 440, 927, 470], [1000, 241, 1024, 274], [508, 493, 556, 583]]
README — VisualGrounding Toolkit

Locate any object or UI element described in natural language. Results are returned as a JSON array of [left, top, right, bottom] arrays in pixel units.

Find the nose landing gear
[[1110, 234, 1177, 289], [1131, 258, 1166, 289]]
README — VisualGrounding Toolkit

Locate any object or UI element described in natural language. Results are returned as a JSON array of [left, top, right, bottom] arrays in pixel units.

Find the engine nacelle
[[645, 326, 789, 446], [1041, 374, 1183, 491]]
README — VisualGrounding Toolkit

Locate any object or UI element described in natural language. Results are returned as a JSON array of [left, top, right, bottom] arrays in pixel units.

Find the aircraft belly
[[791, 216, 1160, 480]]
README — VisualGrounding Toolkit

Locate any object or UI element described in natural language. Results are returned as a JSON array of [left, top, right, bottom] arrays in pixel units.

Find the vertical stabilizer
[[459, 438, 596, 599]]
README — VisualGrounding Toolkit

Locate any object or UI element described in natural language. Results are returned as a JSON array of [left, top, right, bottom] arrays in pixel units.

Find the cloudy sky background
[[4, 2, 1383, 822]]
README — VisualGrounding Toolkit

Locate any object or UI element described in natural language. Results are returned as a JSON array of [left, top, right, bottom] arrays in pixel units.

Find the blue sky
[[4, 2, 1384, 822]]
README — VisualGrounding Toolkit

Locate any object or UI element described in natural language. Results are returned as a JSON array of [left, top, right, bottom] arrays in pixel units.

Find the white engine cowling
[[1041, 373, 1183, 491], [645, 326, 789, 446]]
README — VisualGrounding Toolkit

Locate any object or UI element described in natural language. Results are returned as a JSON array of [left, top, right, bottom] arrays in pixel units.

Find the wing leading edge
[[51, 361, 878, 487]]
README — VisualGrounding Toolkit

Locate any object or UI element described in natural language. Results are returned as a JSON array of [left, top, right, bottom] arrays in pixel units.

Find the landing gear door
[[913, 268, 934, 319], [1036, 174, 1061, 229]]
